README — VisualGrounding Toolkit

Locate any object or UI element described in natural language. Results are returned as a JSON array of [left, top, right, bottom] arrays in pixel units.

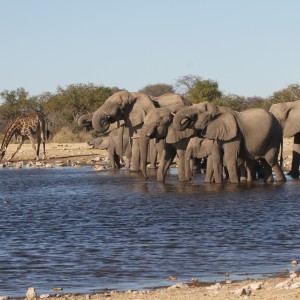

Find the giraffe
[[0, 111, 49, 161]]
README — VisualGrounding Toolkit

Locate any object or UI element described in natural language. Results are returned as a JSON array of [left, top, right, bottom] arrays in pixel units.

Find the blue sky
[[0, 0, 299, 98]]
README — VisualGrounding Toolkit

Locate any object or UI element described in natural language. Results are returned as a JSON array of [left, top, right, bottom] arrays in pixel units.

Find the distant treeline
[[0, 75, 299, 139]]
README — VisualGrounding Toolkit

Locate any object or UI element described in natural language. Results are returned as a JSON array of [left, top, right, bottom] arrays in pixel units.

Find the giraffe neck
[[0, 122, 19, 156]]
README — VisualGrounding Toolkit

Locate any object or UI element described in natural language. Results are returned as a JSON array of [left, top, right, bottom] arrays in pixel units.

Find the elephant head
[[173, 102, 238, 141], [269, 100, 300, 137], [139, 107, 194, 179], [88, 136, 109, 150], [92, 91, 154, 133], [78, 112, 93, 131]]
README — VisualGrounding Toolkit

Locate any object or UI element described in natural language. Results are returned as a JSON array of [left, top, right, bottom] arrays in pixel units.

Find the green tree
[[175, 75, 222, 103], [0, 88, 40, 120], [213, 94, 246, 111], [41, 83, 120, 134], [188, 80, 222, 103], [138, 83, 174, 97], [268, 84, 300, 105]]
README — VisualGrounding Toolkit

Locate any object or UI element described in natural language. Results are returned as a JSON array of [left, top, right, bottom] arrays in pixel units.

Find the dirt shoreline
[[1, 139, 299, 299], [11, 273, 300, 300]]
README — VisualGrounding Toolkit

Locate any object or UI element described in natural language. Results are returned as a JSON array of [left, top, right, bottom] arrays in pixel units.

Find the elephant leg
[[239, 165, 247, 182], [184, 149, 192, 181], [259, 159, 273, 182], [223, 141, 240, 183], [147, 139, 158, 169], [264, 150, 286, 182], [245, 159, 256, 182], [204, 155, 214, 183], [289, 132, 300, 178], [157, 145, 176, 182], [177, 149, 189, 182], [108, 152, 116, 169], [114, 152, 122, 169], [130, 136, 140, 171], [211, 142, 223, 183], [155, 139, 165, 167]]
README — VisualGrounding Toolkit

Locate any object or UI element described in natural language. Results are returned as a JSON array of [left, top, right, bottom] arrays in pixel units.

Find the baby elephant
[[186, 136, 265, 183], [88, 135, 131, 169]]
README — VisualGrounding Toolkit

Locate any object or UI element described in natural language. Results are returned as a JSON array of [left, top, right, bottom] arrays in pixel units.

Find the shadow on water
[[0, 166, 299, 296]]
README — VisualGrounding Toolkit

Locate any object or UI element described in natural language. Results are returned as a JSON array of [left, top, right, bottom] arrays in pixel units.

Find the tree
[[0, 88, 40, 120], [175, 75, 222, 103], [138, 83, 174, 97], [175, 74, 203, 97], [268, 84, 300, 105]]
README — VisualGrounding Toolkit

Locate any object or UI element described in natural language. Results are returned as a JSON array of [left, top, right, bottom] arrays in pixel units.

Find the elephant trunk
[[139, 128, 150, 180], [78, 114, 93, 130], [118, 124, 124, 163], [92, 107, 111, 133], [173, 107, 193, 131], [185, 146, 193, 180]]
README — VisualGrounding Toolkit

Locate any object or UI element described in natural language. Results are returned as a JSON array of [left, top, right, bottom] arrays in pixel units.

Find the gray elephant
[[88, 135, 131, 169], [139, 107, 194, 182], [77, 112, 94, 131], [186, 136, 270, 182], [185, 136, 215, 182], [173, 102, 286, 183], [92, 91, 191, 172], [269, 100, 300, 177]]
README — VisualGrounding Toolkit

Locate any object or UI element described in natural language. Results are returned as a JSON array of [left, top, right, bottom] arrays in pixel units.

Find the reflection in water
[[0, 166, 299, 297]]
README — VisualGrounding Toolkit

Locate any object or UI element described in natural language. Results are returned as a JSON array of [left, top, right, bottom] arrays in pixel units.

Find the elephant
[[269, 100, 300, 178], [173, 102, 286, 183], [78, 111, 128, 164], [88, 135, 131, 169], [77, 112, 94, 131], [139, 107, 194, 182], [91, 91, 191, 172], [186, 136, 270, 182]]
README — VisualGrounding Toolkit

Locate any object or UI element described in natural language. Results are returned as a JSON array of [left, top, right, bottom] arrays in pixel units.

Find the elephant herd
[[78, 91, 300, 183]]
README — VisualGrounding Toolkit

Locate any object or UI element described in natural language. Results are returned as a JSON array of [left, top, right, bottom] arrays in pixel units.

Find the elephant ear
[[166, 123, 194, 144], [198, 139, 214, 158], [202, 112, 238, 141], [283, 108, 300, 137], [125, 94, 155, 127]]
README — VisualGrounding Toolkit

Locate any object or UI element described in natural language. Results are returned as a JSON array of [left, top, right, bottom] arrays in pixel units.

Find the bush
[[51, 127, 92, 143]]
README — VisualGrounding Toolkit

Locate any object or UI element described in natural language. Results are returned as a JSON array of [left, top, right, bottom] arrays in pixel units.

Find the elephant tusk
[[171, 112, 175, 116]]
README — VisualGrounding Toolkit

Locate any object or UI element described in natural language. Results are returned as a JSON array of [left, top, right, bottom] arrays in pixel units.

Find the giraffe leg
[[8, 137, 25, 161], [28, 135, 39, 160], [42, 141, 46, 159], [36, 137, 41, 158]]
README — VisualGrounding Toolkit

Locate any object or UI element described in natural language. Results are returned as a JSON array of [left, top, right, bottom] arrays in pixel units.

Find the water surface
[[0, 167, 299, 297]]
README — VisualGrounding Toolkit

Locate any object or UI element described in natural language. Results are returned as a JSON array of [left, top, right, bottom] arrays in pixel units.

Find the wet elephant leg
[[289, 132, 300, 178], [223, 141, 239, 183], [264, 149, 286, 182], [211, 142, 223, 183], [130, 136, 140, 171], [130, 125, 142, 172], [157, 145, 176, 182], [177, 149, 189, 182], [204, 155, 214, 183], [147, 139, 158, 169]]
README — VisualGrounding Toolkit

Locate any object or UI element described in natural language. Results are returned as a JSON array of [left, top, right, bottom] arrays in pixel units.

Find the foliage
[[138, 83, 175, 97], [51, 126, 92, 143], [267, 84, 300, 106], [175, 75, 222, 103], [213, 95, 266, 111], [188, 80, 222, 103]]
